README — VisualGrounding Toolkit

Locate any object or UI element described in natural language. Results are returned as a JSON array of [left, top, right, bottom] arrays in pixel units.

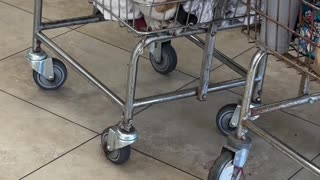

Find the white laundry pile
[[221, 0, 264, 28], [183, 0, 263, 27], [93, 0, 263, 29], [182, 0, 216, 24], [94, 0, 141, 20]]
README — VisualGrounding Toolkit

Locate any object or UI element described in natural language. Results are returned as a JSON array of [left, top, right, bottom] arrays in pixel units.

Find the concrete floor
[[0, 0, 320, 179]]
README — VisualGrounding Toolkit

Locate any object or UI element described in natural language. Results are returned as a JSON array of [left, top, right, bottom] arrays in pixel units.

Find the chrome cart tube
[[35, 32, 125, 109], [198, 24, 217, 100], [121, 32, 209, 129], [134, 78, 260, 108], [237, 49, 266, 138], [252, 53, 268, 102], [33, 0, 43, 52], [243, 120, 320, 176], [299, 73, 311, 96], [250, 93, 320, 116], [123, 41, 144, 129], [186, 35, 247, 77], [41, 15, 105, 30], [186, 35, 205, 49]]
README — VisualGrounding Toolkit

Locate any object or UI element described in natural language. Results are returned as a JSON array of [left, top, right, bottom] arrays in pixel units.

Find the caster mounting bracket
[[27, 50, 54, 80], [106, 125, 138, 151]]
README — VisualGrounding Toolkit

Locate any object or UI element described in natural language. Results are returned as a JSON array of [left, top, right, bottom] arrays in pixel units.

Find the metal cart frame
[[27, 0, 252, 168], [27, 0, 320, 179], [209, 0, 320, 179]]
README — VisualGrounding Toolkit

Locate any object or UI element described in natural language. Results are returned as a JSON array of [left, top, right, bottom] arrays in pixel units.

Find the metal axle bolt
[[230, 122, 237, 127], [255, 97, 261, 103]]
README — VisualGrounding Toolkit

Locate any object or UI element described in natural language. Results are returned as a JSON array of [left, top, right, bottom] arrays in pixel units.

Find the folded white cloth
[[94, 0, 142, 20]]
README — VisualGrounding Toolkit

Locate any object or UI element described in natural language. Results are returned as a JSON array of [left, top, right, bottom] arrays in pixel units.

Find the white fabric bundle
[[183, 0, 264, 27], [183, 0, 216, 24], [94, 0, 142, 20], [94, 0, 264, 29]]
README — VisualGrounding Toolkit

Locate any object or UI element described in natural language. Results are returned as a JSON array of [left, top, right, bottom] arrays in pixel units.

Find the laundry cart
[[209, 0, 320, 179], [27, 0, 277, 179]]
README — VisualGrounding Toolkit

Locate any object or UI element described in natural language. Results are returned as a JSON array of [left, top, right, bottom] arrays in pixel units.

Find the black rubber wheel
[[101, 127, 131, 165], [216, 104, 238, 136], [208, 151, 235, 180], [33, 58, 67, 90], [150, 43, 177, 74]]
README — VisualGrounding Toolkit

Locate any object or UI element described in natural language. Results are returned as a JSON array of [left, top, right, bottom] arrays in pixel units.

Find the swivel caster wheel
[[150, 43, 177, 75], [101, 127, 131, 165], [33, 58, 68, 90], [208, 151, 241, 180], [216, 104, 238, 136]]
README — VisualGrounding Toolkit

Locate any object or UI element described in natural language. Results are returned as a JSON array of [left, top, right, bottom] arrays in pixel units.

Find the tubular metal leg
[[299, 58, 311, 96], [236, 49, 267, 139], [186, 35, 247, 77], [299, 57, 311, 96], [252, 53, 268, 103], [29, 0, 54, 80], [299, 73, 310, 96], [300, 73, 311, 95], [198, 24, 217, 101], [33, 0, 43, 52], [122, 40, 144, 131]]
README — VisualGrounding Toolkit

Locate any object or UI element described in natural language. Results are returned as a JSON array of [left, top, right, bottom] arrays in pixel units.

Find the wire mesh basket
[[243, 0, 320, 82], [91, 0, 320, 82], [92, 0, 256, 35]]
